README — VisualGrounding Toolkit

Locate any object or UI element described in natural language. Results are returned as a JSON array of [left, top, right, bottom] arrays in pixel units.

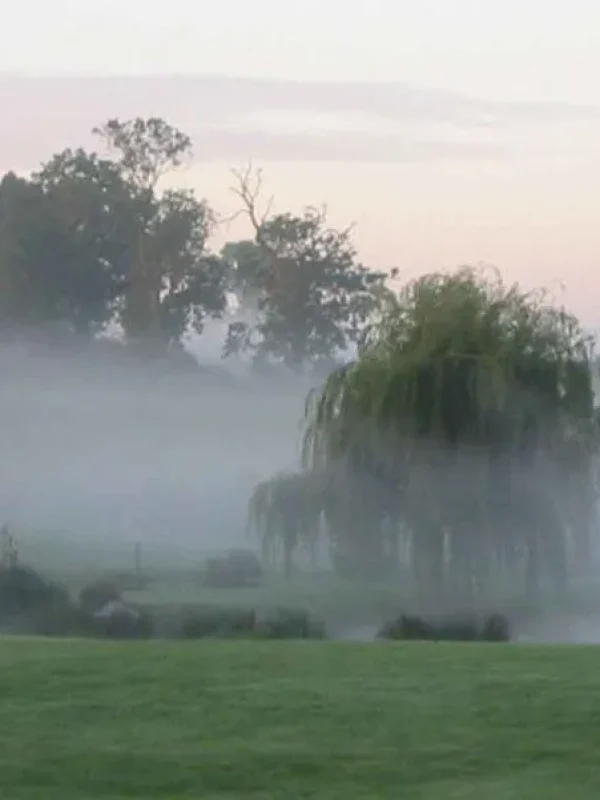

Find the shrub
[[179, 605, 325, 640], [0, 565, 71, 618], [0, 564, 93, 637], [378, 612, 510, 642], [378, 614, 433, 641], [481, 612, 510, 642], [0, 565, 154, 640], [91, 607, 155, 640], [181, 606, 257, 639], [257, 607, 326, 640], [202, 549, 263, 588]]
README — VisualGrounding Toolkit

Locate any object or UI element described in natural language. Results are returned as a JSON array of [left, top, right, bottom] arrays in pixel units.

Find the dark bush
[[378, 614, 433, 641], [0, 564, 94, 637], [0, 565, 155, 640], [179, 605, 325, 640], [257, 607, 326, 640], [378, 612, 510, 642], [481, 612, 510, 642], [181, 606, 257, 638], [202, 549, 263, 588], [91, 607, 155, 640], [0, 565, 71, 618]]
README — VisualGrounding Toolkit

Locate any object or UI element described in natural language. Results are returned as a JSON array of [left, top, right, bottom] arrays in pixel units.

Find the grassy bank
[[0, 638, 599, 798]]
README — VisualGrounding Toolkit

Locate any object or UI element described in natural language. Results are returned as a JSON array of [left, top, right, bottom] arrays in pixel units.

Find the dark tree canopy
[[93, 117, 192, 190], [0, 123, 391, 367], [0, 159, 131, 335], [224, 168, 389, 372], [0, 118, 228, 350]]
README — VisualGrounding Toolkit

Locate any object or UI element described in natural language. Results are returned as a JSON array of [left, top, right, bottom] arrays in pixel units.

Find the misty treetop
[[0, 117, 392, 371]]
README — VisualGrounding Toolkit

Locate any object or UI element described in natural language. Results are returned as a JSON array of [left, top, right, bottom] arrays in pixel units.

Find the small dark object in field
[[481, 612, 510, 642], [377, 612, 510, 643], [79, 579, 122, 614], [181, 606, 257, 639], [0, 565, 71, 618], [202, 549, 263, 588], [379, 614, 434, 641], [257, 607, 326, 640]]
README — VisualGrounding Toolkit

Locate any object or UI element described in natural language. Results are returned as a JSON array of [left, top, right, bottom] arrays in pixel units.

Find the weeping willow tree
[[247, 470, 331, 577], [247, 465, 403, 579], [300, 267, 598, 602]]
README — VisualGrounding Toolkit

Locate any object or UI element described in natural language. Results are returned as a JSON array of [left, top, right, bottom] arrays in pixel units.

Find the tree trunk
[[545, 522, 568, 597], [282, 520, 297, 581], [525, 532, 540, 601], [413, 522, 444, 608], [572, 515, 593, 577]]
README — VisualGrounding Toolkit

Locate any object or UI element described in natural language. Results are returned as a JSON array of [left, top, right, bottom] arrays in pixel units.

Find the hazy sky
[[3, 0, 600, 323]]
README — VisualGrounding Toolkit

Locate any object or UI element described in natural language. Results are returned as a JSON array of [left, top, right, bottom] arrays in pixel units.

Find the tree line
[[4, 114, 598, 605], [0, 116, 389, 372]]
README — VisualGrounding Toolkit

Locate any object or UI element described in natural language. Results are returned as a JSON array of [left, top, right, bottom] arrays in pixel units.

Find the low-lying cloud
[[1, 74, 599, 171]]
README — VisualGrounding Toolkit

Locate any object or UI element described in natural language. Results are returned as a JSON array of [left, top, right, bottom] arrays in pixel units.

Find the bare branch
[[228, 162, 274, 246]]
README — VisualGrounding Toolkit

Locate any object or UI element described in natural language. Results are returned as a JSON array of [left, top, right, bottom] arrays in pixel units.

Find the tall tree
[[224, 168, 389, 372], [0, 118, 227, 348], [147, 188, 226, 345], [249, 269, 598, 597], [94, 117, 226, 346], [300, 268, 597, 597], [0, 154, 131, 336]]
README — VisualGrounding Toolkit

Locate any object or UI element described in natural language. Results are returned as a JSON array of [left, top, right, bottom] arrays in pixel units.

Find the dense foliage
[[250, 269, 599, 604], [223, 206, 387, 371], [0, 117, 389, 370], [2, 113, 597, 607]]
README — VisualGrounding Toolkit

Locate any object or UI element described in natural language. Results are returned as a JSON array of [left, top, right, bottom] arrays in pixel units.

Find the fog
[[0, 338, 314, 566], [3, 333, 600, 646]]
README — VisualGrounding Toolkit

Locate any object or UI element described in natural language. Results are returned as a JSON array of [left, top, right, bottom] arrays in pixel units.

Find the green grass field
[[1, 638, 599, 799]]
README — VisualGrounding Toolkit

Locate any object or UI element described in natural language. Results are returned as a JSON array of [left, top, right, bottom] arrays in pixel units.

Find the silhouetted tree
[[0, 117, 228, 349], [0, 160, 130, 336], [224, 167, 389, 372], [94, 117, 227, 347]]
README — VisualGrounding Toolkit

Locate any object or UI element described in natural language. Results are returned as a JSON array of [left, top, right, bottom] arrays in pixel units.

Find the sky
[[2, 0, 600, 324]]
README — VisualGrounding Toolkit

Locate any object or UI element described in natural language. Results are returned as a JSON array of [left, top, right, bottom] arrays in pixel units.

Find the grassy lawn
[[0, 640, 599, 798]]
